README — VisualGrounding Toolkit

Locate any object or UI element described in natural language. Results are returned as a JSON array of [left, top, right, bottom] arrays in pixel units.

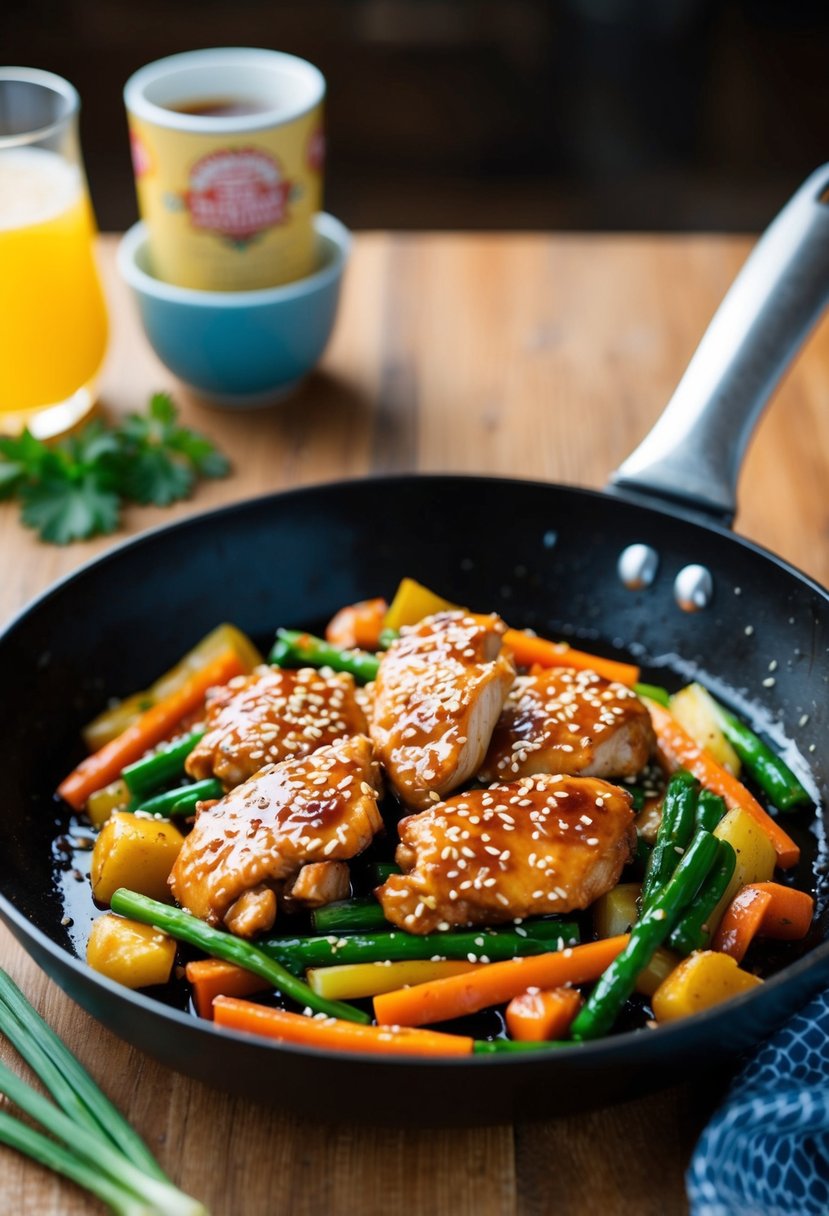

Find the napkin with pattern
[[687, 988, 829, 1215]]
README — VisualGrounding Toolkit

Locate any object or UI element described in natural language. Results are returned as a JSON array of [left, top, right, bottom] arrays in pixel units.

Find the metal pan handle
[[610, 164, 829, 525]]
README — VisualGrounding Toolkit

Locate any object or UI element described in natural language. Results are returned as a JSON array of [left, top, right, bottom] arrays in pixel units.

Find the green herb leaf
[[0, 393, 230, 544], [120, 447, 195, 506], [0, 430, 50, 497], [20, 474, 121, 545]]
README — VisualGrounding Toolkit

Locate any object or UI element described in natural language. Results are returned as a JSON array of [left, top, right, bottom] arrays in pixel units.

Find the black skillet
[[1, 169, 828, 1125]]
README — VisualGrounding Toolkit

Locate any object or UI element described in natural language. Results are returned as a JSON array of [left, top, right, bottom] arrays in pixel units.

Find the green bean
[[259, 922, 581, 972], [131, 778, 223, 818], [473, 1039, 566, 1054], [269, 629, 381, 684], [640, 770, 699, 910], [634, 682, 671, 707], [121, 729, 205, 798], [311, 897, 388, 934], [669, 838, 737, 955], [377, 628, 399, 650], [368, 861, 402, 884], [570, 830, 720, 1041], [714, 702, 811, 811], [695, 789, 727, 833], [109, 889, 370, 1024]]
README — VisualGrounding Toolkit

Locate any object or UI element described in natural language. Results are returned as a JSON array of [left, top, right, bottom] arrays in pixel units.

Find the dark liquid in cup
[[168, 97, 271, 118]]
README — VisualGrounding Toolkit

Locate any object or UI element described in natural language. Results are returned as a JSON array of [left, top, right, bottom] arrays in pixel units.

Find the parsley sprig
[[0, 393, 230, 544]]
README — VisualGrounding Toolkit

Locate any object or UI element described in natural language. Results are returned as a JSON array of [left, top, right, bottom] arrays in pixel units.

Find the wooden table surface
[[1, 232, 828, 1215]]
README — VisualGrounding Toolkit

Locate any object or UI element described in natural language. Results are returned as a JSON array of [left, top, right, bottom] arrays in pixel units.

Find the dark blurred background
[[4, 0, 829, 231]]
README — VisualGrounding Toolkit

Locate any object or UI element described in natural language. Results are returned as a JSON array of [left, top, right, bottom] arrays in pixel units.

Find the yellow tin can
[[124, 49, 325, 291]]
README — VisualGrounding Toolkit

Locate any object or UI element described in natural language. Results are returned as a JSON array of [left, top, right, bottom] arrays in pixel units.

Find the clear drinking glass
[[0, 67, 108, 438]]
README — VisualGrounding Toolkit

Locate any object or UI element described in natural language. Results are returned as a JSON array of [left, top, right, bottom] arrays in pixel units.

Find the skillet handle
[[610, 164, 829, 525]]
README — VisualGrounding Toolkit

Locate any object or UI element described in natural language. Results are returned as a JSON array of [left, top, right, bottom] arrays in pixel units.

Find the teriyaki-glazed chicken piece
[[376, 774, 635, 933], [170, 734, 382, 937], [370, 611, 515, 811], [479, 666, 654, 783], [185, 665, 367, 790]]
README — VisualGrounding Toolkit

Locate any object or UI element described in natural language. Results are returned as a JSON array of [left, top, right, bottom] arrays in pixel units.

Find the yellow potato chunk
[[87, 913, 176, 989], [710, 807, 776, 933], [86, 779, 130, 828], [383, 578, 460, 632], [91, 812, 184, 905], [669, 684, 741, 775], [593, 882, 640, 939], [652, 950, 762, 1022], [592, 883, 679, 996]]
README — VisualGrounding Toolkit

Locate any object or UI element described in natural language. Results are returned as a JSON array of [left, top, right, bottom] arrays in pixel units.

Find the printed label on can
[[184, 148, 292, 246]]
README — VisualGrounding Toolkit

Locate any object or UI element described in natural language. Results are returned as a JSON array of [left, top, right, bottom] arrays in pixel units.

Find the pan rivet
[[618, 543, 659, 590], [674, 564, 713, 612]]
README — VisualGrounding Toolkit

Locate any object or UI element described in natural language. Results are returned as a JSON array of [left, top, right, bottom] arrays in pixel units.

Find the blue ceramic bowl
[[117, 213, 351, 406]]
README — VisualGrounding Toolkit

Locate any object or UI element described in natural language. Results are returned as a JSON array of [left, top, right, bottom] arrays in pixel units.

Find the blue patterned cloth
[[687, 989, 829, 1215]]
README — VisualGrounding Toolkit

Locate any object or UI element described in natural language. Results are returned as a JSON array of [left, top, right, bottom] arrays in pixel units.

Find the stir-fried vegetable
[[502, 630, 639, 686], [82, 622, 261, 752], [506, 987, 583, 1042], [121, 729, 205, 799], [130, 778, 223, 818], [651, 950, 762, 1022], [52, 585, 818, 1058], [269, 629, 380, 684], [59, 650, 245, 811], [87, 914, 177, 989], [712, 882, 814, 961], [640, 771, 699, 910], [214, 997, 474, 1057], [570, 831, 720, 1040], [646, 699, 800, 868], [325, 597, 388, 651], [669, 838, 737, 955], [110, 888, 371, 1024], [91, 813, 184, 905], [374, 936, 629, 1028]]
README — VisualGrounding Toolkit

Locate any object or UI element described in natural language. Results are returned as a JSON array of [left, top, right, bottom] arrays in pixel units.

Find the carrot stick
[[58, 650, 245, 811], [185, 960, 272, 1020], [711, 886, 773, 962], [502, 629, 639, 686], [743, 882, 814, 941], [213, 997, 474, 1056], [646, 700, 800, 869], [325, 598, 388, 651], [373, 935, 629, 1028], [506, 987, 583, 1042]]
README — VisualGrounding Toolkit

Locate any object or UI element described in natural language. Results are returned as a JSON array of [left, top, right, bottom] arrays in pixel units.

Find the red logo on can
[[185, 148, 292, 244]]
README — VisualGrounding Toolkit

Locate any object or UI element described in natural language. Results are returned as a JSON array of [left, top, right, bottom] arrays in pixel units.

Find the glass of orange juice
[[0, 68, 108, 438]]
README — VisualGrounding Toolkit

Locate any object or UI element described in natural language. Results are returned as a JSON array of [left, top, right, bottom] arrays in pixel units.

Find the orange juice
[[0, 148, 108, 436]]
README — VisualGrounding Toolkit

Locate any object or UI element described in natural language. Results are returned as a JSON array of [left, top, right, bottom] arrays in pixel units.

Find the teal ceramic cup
[[117, 212, 350, 406]]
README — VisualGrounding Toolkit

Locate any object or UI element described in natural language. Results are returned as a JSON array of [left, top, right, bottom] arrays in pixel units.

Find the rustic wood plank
[[1, 231, 827, 1215]]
